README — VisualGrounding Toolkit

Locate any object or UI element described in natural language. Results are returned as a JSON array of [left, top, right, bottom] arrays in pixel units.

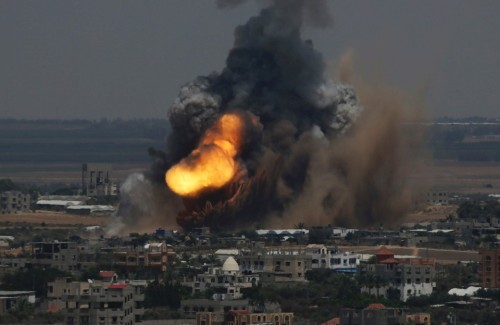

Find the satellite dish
[[87, 279, 94, 284]]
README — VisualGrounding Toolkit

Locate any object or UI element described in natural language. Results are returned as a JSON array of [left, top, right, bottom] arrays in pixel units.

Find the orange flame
[[166, 113, 246, 197]]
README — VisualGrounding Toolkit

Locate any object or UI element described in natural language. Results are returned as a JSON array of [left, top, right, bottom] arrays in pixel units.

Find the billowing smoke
[[110, 0, 422, 234]]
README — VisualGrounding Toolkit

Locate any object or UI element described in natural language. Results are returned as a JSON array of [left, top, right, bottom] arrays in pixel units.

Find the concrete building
[[31, 241, 81, 273], [479, 247, 500, 288], [358, 247, 436, 302], [82, 163, 117, 197], [238, 247, 310, 284], [181, 299, 252, 319], [196, 310, 293, 325], [0, 191, 30, 214], [427, 191, 449, 205], [113, 242, 175, 273], [304, 244, 359, 273], [340, 304, 406, 325], [61, 280, 145, 325], [183, 257, 258, 300]]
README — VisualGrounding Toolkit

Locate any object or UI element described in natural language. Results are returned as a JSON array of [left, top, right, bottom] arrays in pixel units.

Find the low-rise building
[[340, 304, 406, 325], [196, 310, 293, 325], [358, 247, 436, 302], [238, 247, 310, 284], [113, 242, 175, 273], [304, 244, 359, 273], [60, 280, 145, 325], [31, 241, 81, 273], [183, 257, 258, 300], [0, 191, 30, 214]]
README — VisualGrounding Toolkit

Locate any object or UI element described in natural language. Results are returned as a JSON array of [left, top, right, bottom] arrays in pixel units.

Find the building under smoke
[[82, 163, 117, 197]]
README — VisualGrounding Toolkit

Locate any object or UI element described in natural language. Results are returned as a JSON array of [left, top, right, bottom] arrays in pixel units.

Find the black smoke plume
[[110, 0, 421, 234]]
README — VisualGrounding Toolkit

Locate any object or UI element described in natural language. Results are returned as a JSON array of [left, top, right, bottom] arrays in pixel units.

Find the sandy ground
[[403, 204, 457, 224], [413, 160, 500, 194], [0, 211, 111, 226]]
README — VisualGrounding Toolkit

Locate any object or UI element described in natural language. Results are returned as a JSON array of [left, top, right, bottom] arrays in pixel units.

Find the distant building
[[61, 280, 145, 325], [82, 163, 117, 197], [31, 241, 81, 274], [183, 257, 258, 300], [358, 246, 436, 302], [479, 247, 500, 288], [340, 304, 407, 325], [36, 197, 87, 212], [113, 242, 175, 273], [196, 310, 293, 325], [238, 247, 310, 284], [66, 204, 115, 216], [0, 191, 30, 214], [406, 312, 431, 325], [427, 191, 449, 205], [304, 244, 359, 273]]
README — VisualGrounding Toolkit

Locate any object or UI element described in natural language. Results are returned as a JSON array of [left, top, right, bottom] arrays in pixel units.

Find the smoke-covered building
[[0, 191, 30, 214], [82, 163, 117, 197]]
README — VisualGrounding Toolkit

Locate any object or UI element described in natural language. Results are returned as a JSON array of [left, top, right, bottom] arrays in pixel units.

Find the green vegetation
[[0, 118, 169, 164], [0, 267, 72, 297], [457, 201, 500, 219]]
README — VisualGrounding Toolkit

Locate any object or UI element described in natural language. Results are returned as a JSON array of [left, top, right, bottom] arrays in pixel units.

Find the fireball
[[165, 113, 246, 197]]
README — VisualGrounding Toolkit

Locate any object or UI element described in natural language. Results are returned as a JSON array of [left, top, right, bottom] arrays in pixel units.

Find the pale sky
[[1, 0, 498, 119]]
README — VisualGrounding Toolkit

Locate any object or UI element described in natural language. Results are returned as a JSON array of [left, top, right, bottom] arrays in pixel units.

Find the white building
[[305, 244, 359, 273], [183, 257, 258, 300]]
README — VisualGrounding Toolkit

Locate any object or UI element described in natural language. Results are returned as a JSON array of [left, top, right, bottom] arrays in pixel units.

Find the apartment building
[[31, 241, 81, 273], [238, 247, 310, 284], [196, 310, 293, 325], [304, 244, 359, 273], [479, 247, 500, 288], [113, 242, 175, 273], [0, 191, 30, 214], [183, 257, 258, 300], [82, 163, 117, 197], [358, 247, 435, 302], [61, 280, 145, 325]]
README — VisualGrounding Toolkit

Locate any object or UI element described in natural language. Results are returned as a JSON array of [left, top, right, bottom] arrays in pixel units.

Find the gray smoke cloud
[[110, 0, 420, 234]]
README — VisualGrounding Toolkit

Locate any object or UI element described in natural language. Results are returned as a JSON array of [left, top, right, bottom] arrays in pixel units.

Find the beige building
[[60, 280, 146, 325], [113, 242, 175, 273], [183, 257, 258, 300], [238, 247, 310, 284], [0, 191, 30, 214], [31, 241, 81, 274], [196, 310, 293, 325]]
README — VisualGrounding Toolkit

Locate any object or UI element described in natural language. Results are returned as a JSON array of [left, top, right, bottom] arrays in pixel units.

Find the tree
[[0, 267, 72, 297]]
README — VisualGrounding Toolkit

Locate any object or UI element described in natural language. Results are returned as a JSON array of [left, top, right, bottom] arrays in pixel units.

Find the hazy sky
[[1, 0, 498, 119]]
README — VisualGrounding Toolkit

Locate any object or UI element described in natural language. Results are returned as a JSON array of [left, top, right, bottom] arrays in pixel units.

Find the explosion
[[166, 112, 257, 197], [112, 0, 422, 234]]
